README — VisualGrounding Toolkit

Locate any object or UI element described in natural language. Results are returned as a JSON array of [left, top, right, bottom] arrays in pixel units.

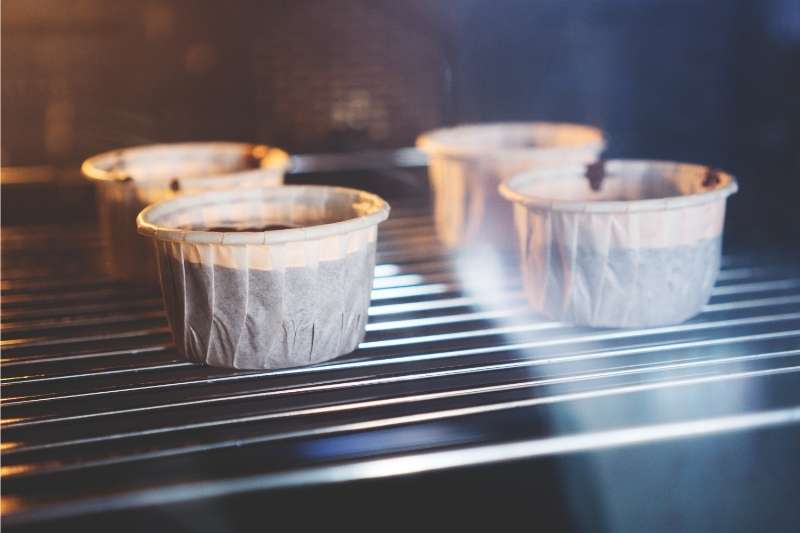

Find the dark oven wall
[[2, 0, 799, 245]]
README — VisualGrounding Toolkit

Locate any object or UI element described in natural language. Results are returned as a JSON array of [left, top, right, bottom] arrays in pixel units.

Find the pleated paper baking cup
[[499, 160, 738, 328], [417, 122, 604, 249], [83, 142, 290, 285], [137, 185, 390, 369]]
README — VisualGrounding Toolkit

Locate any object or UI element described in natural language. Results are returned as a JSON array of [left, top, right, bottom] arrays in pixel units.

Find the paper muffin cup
[[137, 185, 391, 369], [499, 160, 738, 328], [416, 122, 605, 249], [83, 142, 290, 285]]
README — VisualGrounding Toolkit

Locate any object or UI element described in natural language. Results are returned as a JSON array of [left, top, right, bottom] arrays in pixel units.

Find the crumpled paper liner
[[137, 185, 390, 369], [499, 160, 739, 328], [417, 123, 605, 249], [83, 142, 289, 285]]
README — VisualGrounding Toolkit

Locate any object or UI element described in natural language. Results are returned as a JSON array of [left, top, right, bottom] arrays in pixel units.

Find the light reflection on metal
[[359, 321, 562, 350], [371, 274, 424, 289], [367, 274, 799, 306], [716, 266, 769, 281], [370, 283, 451, 301], [712, 278, 800, 296], [11, 403, 798, 524], [6, 350, 798, 442], [295, 425, 468, 461], [336, 406, 800, 480], [703, 294, 800, 312], [449, 243, 577, 380], [365, 307, 528, 332], [373, 264, 401, 277], [368, 293, 525, 316], [359, 313, 800, 353], [0, 496, 24, 515], [4, 332, 798, 418], [3, 357, 799, 488], [0, 464, 32, 476]]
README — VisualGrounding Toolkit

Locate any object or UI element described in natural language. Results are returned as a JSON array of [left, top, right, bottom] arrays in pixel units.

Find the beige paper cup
[[137, 185, 390, 369], [499, 160, 738, 328], [83, 142, 290, 285], [417, 122, 605, 249]]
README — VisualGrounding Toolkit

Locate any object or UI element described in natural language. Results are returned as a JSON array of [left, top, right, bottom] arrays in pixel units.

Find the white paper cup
[[499, 160, 739, 328], [137, 185, 390, 369], [83, 142, 290, 285], [417, 122, 605, 249]]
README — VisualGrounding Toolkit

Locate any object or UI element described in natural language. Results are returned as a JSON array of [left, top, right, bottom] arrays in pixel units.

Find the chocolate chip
[[702, 168, 721, 188], [169, 179, 181, 192], [585, 160, 606, 192]]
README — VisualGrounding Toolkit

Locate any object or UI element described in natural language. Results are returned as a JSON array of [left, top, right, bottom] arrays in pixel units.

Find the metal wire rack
[[3, 182, 800, 528]]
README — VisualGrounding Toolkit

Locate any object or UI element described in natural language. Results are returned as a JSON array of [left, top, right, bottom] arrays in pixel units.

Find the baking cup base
[[159, 242, 375, 369], [521, 234, 721, 328]]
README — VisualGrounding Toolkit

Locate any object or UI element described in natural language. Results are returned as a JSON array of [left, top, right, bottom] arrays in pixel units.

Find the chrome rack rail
[[3, 198, 800, 527]]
